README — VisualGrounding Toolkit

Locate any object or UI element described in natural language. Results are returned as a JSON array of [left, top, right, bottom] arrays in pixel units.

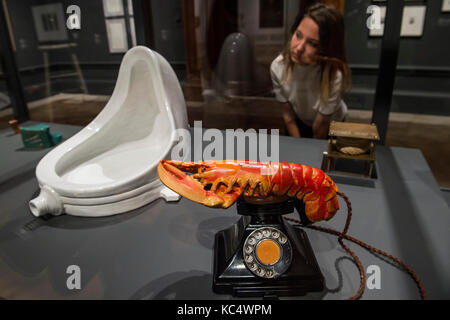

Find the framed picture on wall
[[105, 19, 128, 53], [31, 3, 68, 43], [442, 0, 450, 12], [400, 5, 427, 37], [368, 5, 427, 38], [102, 0, 124, 17]]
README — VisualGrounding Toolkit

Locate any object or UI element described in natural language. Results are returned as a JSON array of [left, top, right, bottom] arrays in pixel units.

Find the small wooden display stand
[[323, 121, 380, 178]]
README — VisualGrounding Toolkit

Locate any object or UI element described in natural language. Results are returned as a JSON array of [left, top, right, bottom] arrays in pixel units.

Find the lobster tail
[[289, 165, 339, 223]]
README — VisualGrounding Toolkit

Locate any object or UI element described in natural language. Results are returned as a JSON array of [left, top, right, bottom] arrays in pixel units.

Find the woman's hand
[[282, 103, 301, 138], [312, 112, 331, 139]]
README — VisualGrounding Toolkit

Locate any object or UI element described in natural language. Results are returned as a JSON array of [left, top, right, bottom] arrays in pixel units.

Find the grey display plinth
[[0, 122, 449, 299]]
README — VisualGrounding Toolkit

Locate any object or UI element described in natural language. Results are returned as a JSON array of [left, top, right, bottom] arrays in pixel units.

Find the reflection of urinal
[[214, 33, 272, 97], [29, 46, 188, 217]]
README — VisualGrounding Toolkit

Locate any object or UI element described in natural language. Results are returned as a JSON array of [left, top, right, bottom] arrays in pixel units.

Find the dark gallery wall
[[344, 0, 450, 115], [6, 0, 186, 100], [149, 0, 186, 65]]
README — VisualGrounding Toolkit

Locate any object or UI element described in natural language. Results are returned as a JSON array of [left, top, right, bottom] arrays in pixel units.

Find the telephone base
[[213, 209, 324, 298]]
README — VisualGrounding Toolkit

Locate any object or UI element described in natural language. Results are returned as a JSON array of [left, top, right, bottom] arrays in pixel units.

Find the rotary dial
[[243, 227, 292, 279]]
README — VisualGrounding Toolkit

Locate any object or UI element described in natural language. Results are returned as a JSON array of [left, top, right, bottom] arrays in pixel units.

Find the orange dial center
[[256, 240, 281, 265]]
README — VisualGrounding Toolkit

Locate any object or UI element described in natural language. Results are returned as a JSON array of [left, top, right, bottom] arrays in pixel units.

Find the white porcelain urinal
[[29, 46, 188, 217]]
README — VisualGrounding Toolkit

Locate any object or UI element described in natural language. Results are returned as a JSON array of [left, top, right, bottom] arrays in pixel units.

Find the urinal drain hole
[[29, 202, 38, 216]]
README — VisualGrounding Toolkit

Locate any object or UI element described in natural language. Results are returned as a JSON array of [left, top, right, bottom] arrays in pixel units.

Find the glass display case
[[0, 0, 449, 302]]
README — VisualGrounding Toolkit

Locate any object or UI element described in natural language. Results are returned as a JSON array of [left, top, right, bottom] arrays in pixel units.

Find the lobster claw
[[157, 160, 240, 208]]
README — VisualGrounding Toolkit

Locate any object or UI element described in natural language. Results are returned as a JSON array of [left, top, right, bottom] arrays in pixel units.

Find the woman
[[270, 3, 351, 138]]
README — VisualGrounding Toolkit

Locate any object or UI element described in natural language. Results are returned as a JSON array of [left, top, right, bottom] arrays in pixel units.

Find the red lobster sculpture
[[157, 160, 339, 223]]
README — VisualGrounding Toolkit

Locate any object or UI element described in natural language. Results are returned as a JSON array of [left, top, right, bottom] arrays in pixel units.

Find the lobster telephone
[[157, 160, 425, 299], [213, 199, 324, 298]]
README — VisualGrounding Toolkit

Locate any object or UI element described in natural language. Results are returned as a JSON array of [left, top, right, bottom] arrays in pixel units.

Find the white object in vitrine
[[29, 46, 188, 217]]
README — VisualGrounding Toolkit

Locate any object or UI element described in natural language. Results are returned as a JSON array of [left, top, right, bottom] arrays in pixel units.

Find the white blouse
[[270, 54, 347, 126]]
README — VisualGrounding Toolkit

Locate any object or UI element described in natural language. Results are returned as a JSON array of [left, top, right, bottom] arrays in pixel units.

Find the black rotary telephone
[[213, 199, 324, 298]]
